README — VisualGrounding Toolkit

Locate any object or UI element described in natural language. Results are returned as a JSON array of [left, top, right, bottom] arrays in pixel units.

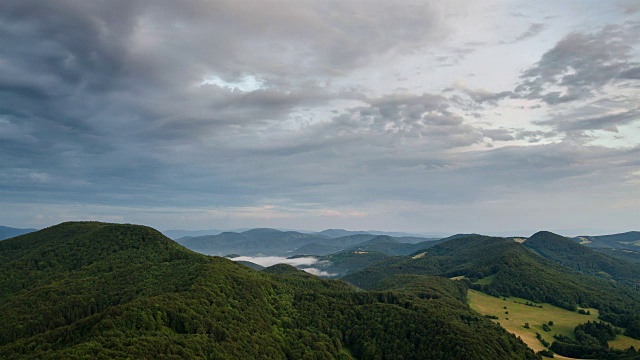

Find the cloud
[[321, 93, 484, 148], [535, 107, 640, 134], [0, 0, 454, 209], [515, 24, 640, 104], [0, 0, 638, 234], [231, 256, 320, 268], [301, 268, 337, 277], [513, 23, 545, 42]]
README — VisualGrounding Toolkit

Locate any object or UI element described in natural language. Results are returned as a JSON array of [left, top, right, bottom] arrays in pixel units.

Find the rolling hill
[[176, 228, 331, 256], [0, 222, 539, 359], [342, 234, 640, 340], [525, 231, 640, 287], [573, 231, 640, 250], [179, 229, 438, 257]]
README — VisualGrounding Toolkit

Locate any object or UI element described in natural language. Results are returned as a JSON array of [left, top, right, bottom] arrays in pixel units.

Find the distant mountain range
[[175, 228, 441, 257], [316, 228, 447, 238], [572, 231, 640, 250], [0, 226, 36, 240]]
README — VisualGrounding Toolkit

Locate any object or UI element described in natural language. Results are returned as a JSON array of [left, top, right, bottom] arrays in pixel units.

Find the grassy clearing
[[473, 274, 495, 285], [468, 289, 640, 356]]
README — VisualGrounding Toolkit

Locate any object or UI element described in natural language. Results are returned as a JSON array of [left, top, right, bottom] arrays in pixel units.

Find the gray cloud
[[324, 93, 484, 149], [0, 0, 448, 202], [536, 107, 640, 134], [0, 0, 638, 233], [513, 23, 545, 42], [515, 24, 640, 104], [619, 66, 640, 79]]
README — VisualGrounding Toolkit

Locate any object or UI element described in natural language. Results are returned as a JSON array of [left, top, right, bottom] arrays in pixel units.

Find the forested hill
[[574, 231, 640, 250], [525, 231, 640, 286], [342, 234, 640, 339], [0, 222, 538, 359]]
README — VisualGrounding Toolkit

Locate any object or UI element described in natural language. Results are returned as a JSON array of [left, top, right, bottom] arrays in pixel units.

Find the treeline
[[550, 321, 638, 359]]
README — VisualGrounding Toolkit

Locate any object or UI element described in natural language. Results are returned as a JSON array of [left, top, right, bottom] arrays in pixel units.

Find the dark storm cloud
[[515, 24, 640, 104]]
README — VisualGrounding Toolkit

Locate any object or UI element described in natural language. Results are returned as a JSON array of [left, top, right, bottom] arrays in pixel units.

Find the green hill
[[341, 235, 416, 256], [342, 235, 640, 340], [0, 222, 539, 359], [525, 231, 640, 286], [573, 231, 640, 250], [592, 248, 640, 263]]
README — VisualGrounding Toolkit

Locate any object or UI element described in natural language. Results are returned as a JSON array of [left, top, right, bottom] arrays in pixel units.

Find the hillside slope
[[525, 231, 640, 286], [573, 231, 640, 250], [343, 235, 640, 339], [0, 222, 538, 360]]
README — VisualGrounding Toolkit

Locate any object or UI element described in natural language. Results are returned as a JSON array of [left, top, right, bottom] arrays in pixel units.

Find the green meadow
[[468, 289, 640, 357]]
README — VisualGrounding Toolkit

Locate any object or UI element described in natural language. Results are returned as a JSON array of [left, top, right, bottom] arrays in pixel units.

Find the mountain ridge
[[0, 225, 37, 241]]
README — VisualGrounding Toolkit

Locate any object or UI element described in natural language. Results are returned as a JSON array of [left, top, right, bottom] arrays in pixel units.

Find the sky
[[1, 0, 639, 235]]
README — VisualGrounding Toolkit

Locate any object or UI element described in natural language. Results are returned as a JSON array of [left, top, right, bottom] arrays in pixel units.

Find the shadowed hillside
[[525, 231, 640, 287]]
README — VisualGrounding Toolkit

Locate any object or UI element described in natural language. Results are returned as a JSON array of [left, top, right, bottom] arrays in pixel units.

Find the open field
[[468, 289, 640, 357]]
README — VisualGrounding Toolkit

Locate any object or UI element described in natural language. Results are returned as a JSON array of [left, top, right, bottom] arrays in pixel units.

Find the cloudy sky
[[1, 0, 638, 234]]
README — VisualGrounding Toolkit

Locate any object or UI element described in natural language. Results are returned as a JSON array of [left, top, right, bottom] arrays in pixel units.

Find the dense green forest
[[342, 235, 640, 341], [0, 222, 538, 359], [524, 231, 640, 287]]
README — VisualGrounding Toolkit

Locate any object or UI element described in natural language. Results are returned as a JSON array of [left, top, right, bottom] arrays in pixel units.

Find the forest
[[0, 222, 538, 359]]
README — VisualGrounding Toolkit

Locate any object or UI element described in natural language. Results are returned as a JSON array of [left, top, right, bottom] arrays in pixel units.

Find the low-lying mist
[[231, 256, 335, 277]]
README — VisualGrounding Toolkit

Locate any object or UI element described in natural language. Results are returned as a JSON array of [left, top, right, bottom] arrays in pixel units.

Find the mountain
[[341, 235, 438, 256], [316, 229, 368, 238], [0, 222, 538, 359], [573, 231, 640, 250], [316, 228, 445, 239], [525, 231, 640, 286], [161, 229, 226, 239], [291, 242, 345, 256], [176, 231, 250, 254], [592, 248, 640, 263], [176, 228, 441, 257], [176, 228, 331, 256], [0, 225, 36, 240], [342, 234, 640, 339]]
